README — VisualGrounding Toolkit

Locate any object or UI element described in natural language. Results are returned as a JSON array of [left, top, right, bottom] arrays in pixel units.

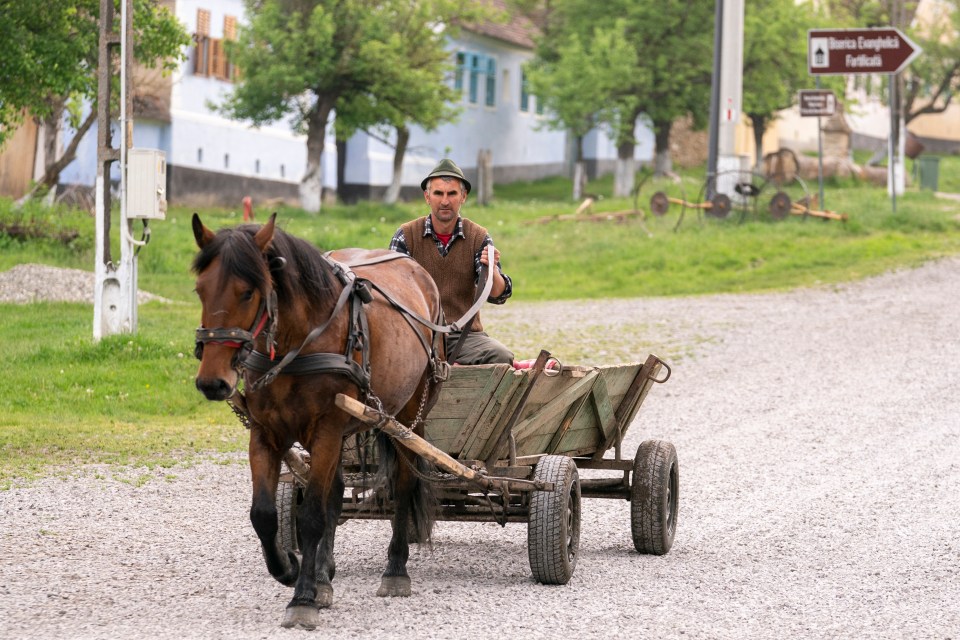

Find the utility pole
[[706, 0, 745, 198], [94, 0, 138, 340]]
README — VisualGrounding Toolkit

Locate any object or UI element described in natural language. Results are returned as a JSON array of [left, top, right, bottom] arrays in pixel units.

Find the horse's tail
[[375, 431, 437, 547]]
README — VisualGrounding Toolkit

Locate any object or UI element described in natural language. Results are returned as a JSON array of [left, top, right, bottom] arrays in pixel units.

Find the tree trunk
[[749, 113, 767, 171], [383, 125, 409, 204], [336, 137, 347, 201], [653, 120, 673, 176], [613, 139, 636, 198], [20, 103, 98, 204], [300, 101, 333, 214], [572, 134, 586, 200]]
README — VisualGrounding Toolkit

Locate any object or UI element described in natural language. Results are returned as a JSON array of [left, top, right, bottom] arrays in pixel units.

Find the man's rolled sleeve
[[476, 236, 512, 304]]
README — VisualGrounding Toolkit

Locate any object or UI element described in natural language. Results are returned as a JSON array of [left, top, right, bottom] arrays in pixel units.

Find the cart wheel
[[630, 440, 679, 555], [277, 480, 302, 557], [528, 455, 581, 585]]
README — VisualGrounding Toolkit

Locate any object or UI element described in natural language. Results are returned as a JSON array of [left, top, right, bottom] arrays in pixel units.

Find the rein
[[240, 247, 495, 388]]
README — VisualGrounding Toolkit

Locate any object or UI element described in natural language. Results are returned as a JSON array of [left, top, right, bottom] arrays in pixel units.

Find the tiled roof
[[461, 0, 540, 49]]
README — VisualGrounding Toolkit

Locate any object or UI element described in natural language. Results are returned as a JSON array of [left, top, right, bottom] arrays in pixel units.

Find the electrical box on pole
[[127, 149, 167, 220]]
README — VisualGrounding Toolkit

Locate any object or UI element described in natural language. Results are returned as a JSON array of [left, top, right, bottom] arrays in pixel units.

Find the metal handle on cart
[[649, 357, 671, 383]]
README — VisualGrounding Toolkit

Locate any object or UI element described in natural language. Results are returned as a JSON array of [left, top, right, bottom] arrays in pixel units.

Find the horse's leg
[[282, 429, 342, 630], [377, 381, 436, 597], [313, 465, 343, 605], [377, 436, 416, 597], [248, 431, 299, 586]]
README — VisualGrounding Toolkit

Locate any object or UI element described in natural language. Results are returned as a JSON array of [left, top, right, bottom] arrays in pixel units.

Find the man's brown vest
[[401, 216, 488, 332]]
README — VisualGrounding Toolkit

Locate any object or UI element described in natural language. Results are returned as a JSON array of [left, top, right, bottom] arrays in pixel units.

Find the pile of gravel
[[1, 258, 958, 639], [0, 263, 169, 304]]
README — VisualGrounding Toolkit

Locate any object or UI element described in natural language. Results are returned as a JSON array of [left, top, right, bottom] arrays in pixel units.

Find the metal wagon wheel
[[699, 170, 759, 223], [528, 455, 581, 585], [630, 440, 679, 555]]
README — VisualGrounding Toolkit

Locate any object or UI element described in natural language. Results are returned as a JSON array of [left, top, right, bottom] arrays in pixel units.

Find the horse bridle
[[194, 289, 278, 366]]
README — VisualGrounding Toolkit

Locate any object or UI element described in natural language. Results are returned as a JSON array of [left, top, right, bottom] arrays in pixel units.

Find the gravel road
[[2, 258, 959, 639]]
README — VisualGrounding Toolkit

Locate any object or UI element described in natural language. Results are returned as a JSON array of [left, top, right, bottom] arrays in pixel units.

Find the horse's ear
[[254, 212, 277, 254], [192, 213, 215, 249]]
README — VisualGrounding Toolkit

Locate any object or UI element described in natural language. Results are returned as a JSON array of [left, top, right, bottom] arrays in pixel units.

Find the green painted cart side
[[423, 353, 667, 465]]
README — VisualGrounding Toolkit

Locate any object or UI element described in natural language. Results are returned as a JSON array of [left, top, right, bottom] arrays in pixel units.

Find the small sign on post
[[798, 90, 836, 117]]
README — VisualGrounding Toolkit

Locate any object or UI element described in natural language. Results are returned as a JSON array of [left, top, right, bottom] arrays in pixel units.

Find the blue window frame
[[469, 55, 482, 104], [485, 58, 496, 107], [456, 51, 497, 106], [454, 52, 465, 92], [520, 70, 530, 112]]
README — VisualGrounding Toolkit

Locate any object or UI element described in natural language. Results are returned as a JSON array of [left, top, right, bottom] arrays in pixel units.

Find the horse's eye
[[241, 290, 255, 302]]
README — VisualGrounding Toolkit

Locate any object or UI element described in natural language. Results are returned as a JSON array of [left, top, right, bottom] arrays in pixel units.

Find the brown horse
[[191, 213, 444, 629]]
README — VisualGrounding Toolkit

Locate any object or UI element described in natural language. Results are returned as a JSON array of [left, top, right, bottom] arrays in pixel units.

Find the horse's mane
[[192, 224, 336, 305]]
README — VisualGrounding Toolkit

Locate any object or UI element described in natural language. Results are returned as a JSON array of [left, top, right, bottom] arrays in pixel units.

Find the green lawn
[[2, 162, 959, 485]]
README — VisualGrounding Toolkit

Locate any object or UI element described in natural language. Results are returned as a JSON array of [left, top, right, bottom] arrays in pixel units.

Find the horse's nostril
[[195, 377, 232, 401]]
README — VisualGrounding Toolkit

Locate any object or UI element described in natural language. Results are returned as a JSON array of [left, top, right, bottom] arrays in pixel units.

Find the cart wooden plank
[[462, 369, 528, 460], [424, 364, 511, 453]]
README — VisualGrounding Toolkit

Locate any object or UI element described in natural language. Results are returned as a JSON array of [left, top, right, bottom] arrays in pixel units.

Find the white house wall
[[55, 1, 657, 205], [170, 0, 316, 188]]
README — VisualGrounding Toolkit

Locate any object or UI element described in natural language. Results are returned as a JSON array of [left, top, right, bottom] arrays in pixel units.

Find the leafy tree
[[903, 0, 959, 125], [525, 22, 637, 200], [742, 0, 819, 168], [331, 1, 488, 204], [220, 0, 483, 212], [0, 0, 189, 200], [518, 0, 714, 196]]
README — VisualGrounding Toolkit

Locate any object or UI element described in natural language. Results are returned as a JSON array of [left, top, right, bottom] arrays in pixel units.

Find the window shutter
[[194, 9, 211, 76], [196, 9, 210, 35], [223, 15, 237, 40]]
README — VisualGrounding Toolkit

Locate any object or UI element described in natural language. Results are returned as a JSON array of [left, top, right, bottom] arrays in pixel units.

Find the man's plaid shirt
[[389, 216, 512, 304]]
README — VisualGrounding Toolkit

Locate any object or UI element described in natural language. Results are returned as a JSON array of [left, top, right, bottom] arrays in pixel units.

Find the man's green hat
[[421, 158, 471, 194]]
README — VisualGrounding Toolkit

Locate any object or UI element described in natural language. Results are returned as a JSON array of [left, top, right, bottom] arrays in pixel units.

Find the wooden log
[[335, 394, 553, 492], [789, 201, 848, 221], [527, 209, 648, 225]]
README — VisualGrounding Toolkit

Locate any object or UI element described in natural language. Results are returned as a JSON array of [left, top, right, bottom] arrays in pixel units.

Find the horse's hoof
[[281, 604, 319, 630], [316, 583, 334, 608], [376, 575, 411, 597]]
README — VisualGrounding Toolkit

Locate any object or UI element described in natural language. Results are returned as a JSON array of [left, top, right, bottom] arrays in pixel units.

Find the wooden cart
[[277, 351, 678, 585]]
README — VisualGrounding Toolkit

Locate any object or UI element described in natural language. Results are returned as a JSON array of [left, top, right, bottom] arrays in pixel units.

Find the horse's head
[[192, 212, 277, 401]]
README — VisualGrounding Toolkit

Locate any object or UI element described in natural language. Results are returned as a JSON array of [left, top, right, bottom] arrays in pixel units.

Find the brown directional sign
[[799, 90, 837, 117], [808, 28, 921, 75]]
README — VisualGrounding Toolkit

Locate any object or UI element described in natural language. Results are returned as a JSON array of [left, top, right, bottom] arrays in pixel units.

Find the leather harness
[[195, 248, 494, 425]]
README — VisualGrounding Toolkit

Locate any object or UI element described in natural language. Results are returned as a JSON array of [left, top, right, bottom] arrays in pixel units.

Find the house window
[[224, 153, 230, 169], [197, 148, 203, 164], [194, 9, 210, 76], [193, 9, 238, 82], [255, 159, 261, 174], [280, 164, 285, 178], [454, 52, 466, 92], [485, 58, 496, 107], [469, 55, 481, 104], [456, 51, 497, 106], [520, 70, 530, 112]]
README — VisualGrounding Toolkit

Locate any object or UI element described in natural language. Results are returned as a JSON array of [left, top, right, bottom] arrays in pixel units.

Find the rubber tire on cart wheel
[[631, 440, 679, 555], [276, 480, 302, 558], [528, 455, 581, 585]]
